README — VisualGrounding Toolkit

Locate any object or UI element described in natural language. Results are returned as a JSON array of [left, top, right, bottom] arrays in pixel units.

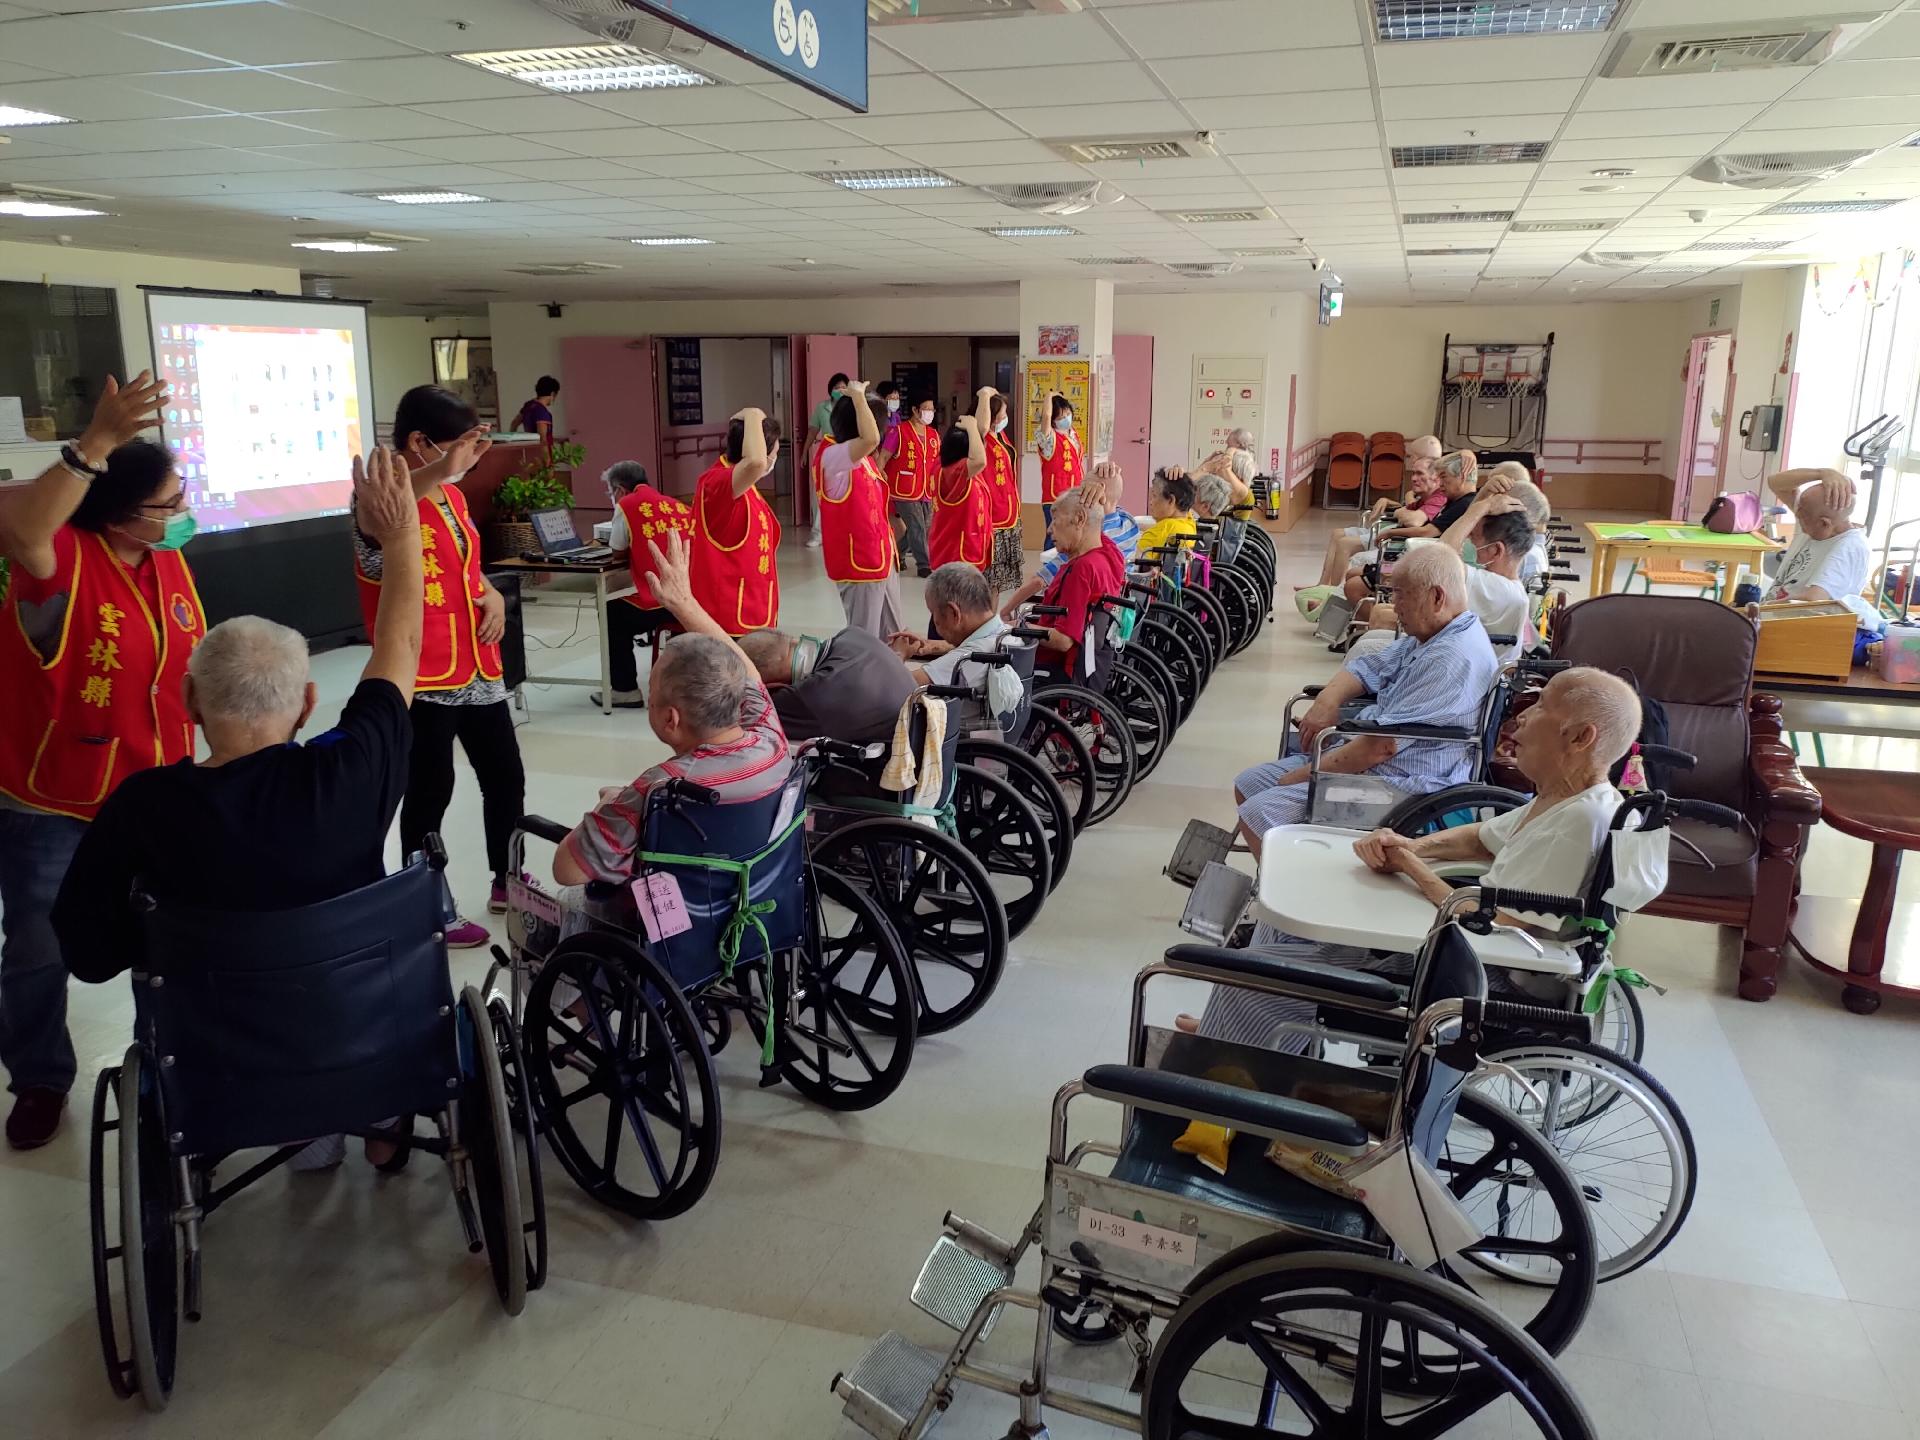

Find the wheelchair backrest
[[639, 769, 811, 990], [133, 853, 460, 1157], [1398, 923, 1488, 1166]]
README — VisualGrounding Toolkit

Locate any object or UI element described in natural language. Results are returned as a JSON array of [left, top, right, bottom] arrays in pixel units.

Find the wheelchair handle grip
[[1485, 633, 1517, 648], [1467, 998, 1594, 1045], [659, 777, 721, 808], [924, 683, 976, 701], [1007, 625, 1052, 642], [1477, 887, 1586, 919], [1517, 658, 1572, 676], [1667, 797, 1747, 830], [516, 814, 572, 845], [1026, 604, 1068, 618], [1097, 593, 1142, 612], [1635, 743, 1697, 772]]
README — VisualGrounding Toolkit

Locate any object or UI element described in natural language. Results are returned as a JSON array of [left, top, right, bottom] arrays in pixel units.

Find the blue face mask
[[1054, 416, 1072, 432]]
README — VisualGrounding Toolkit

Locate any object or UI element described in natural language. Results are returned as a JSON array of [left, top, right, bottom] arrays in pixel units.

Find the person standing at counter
[[0, 372, 190, 1148], [354, 385, 523, 948], [511, 375, 559, 445]]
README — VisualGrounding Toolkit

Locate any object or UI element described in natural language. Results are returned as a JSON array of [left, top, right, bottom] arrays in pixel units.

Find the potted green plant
[[486, 440, 585, 559]]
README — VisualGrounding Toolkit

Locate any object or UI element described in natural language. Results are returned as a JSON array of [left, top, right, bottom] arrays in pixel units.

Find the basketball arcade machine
[[1433, 334, 1556, 474]]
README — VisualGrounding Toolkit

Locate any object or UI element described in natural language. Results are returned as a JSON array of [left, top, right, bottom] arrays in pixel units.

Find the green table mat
[[1588, 522, 1771, 546]]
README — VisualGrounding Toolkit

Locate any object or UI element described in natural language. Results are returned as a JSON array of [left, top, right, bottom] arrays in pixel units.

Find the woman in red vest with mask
[[689, 408, 781, 636], [817, 379, 904, 637], [1036, 390, 1083, 545], [926, 405, 991, 625], [889, 394, 939, 579], [982, 389, 1023, 601], [354, 385, 522, 949], [0, 371, 189, 1148]]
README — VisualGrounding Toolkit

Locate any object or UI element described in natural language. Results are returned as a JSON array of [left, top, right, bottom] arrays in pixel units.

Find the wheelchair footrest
[[1179, 861, 1255, 945], [836, 1330, 946, 1439], [913, 1234, 1011, 1335], [1165, 818, 1237, 889]]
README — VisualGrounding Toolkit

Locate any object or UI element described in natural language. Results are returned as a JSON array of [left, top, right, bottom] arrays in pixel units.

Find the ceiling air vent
[[1510, 219, 1615, 233], [1407, 247, 1495, 256], [1601, 16, 1878, 78], [1073, 256, 1156, 266], [1230, 246, 1308, 258], [1763, 198, 1900, 214], [1404, 210, 1514, 224], [1167, 262, 1243, 278], [1376, 1, 1621, 43], [1050, 133, 1218, 164], [1163, 206, 1277, 224], [1684, 239, 1781, 251], [508, 261, 622, 275], [1691, 149, 1876, 189], [869, 0, 1083, 21], [300, 272, 348, 298], [978, 180, 1123, 215], [1392, 142, 1548, 168], [1584, 251, 1666, 266]]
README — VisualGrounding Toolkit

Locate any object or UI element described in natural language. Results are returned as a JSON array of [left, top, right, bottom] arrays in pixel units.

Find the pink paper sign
[[630, 871, 693, 942]]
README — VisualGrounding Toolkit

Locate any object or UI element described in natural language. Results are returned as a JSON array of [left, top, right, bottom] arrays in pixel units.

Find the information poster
[[1037, 324, 1080, 356], [666, 338, 703, 426], [1092, 354, 1115, 459], [1023, 358, 1090, 457]]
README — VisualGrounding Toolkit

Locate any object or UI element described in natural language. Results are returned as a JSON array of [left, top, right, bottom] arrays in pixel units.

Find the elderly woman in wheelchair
[[829, 905, 1604, 1440]]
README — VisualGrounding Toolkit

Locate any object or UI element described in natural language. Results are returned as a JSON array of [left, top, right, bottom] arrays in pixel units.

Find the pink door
[[795, 333, 859, 527], [561, 336, 657, 511], [1113, 333, 1154, 514]]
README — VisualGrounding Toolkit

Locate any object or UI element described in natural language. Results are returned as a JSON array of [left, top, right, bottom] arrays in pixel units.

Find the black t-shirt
[[771, 627, 917, 745], [54, 679, 412, 984], [1430, 492, 1477, 535]]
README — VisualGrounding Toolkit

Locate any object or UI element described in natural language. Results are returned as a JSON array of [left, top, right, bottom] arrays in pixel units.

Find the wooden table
[[1584, 521, 1782, 602], [488, 556, 634, 715], [1756, 666, 1920, 744]]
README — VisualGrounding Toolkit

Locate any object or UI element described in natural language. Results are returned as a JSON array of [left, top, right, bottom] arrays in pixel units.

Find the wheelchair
[[1026, 595, 1143, 825], [89, 840, 541, 1410], [829, 904, 1600, 1440], [497, 754, 919, 1219], [1192, 515, 1269, 657]]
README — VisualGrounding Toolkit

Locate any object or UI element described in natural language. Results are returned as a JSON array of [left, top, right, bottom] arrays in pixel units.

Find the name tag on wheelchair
[[630, 873, 692, 941], [1344, 1138, 1481, 1270], [1077, 1207, 1196, 1267], [507, 877, 561, 927]]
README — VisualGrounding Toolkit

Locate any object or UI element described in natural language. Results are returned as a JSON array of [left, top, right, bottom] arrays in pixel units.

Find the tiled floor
[[4, 510, 1917, 1439]]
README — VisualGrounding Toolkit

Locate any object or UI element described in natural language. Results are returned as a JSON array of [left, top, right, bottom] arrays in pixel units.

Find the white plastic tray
[[1255, 824, 1581, 976]]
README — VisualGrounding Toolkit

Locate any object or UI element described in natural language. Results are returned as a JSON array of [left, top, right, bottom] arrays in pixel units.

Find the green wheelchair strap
[[638, 809, 809, 1069], [826, 790, 957, 836]]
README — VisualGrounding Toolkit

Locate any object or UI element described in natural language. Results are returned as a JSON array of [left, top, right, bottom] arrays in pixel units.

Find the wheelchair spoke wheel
[[1035, 685, 1138, 826], [90, 1065, 138, 1402], [950, 763, 1051, 939], [485, 995, 548, 1294], [1175, 586, 1232, 669], [459, 987, 527, 1315], [1143, 1250, 1596, 1440], [1156, 602, 1218, 683], [1133, 619, 1200, 724], [1384, 784, 1531, 839], [1020, 704, 1097, 833], [1474, 1041, 1695, 1282], [774, 869, 918, 1111], [693, 996, 733, 1055], [955, 738, 1074, 892], [809, 818, 1008, 1035], [1108, 658, 1171, 781], [1213, 566, 1265, 657], [1432, 1092, 1598, 1362], [114, 1046, 178, 1411], [524, 933, 721, 1221], [1117, 642, 1184, 738], [1594, 975, 1645, 1064]]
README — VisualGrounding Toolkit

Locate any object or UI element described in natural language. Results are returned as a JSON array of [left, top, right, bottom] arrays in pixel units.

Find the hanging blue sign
[[625, 0, 868, 113]]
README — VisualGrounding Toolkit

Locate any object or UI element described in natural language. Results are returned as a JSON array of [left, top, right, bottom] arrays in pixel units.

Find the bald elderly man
[[1235, 545, 1499, 853], [1764, 467, 1880, 630]]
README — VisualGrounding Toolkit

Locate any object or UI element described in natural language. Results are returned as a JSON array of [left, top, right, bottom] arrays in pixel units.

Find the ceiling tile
[[860, 73, 980, 115], [0, 75, 215, 122], [1724, 125, 1919, 151], [1217, 125, 1381, 155], [1383, 115, 1568, 146], [105, 3, 409, 66], [872, 13, 1130, 70], [485, 157, 639, 183], [133, 66, 368, 114], [276, 0, 599, 52], [1102, 0, 1360, 57], [1759, 96, 1920, 129], [246, 140, 425, 169], [411, 97, 634, 134], [998, 101, 1194, 138], [291, 57, 535, 104], [581, 87, 800, 125], [1186, 92, 1376, 129], [945, 61, 1161, 110], [1789, 57, 1920, 100], [838, 110, 1022, 145], [1382, 80, 1582, 121], [890, 137, 1068, 167], [0, 14, 224, 76], [1374, 33, 1609, 86], [1550, 135, 1724, 161], [253, 106, 483, 143], [639, 153, 786, 179], [1562, 105, 1766, 140], [1583, 70, 1804, 112], [675, 120, 851, 151], [534, 129, 719, 159], [393, 135, 579, 164], [1151, 47, 1367, 98]]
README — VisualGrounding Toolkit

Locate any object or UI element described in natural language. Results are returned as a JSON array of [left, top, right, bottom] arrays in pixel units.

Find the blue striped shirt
[[1341, 609, 1498, 793], [1037, 510, 1139, 583]]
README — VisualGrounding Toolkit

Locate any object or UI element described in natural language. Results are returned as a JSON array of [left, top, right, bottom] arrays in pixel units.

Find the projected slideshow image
[[152, 322, 363, 533]]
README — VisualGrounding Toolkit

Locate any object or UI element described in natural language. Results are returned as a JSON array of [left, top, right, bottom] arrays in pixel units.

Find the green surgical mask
[[151, 511, 198, 551]]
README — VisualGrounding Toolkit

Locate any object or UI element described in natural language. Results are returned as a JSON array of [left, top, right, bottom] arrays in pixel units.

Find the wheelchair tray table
[[1255, 825, 1580, 976]]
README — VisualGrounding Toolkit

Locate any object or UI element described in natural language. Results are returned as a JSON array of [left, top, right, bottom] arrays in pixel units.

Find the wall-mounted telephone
[[1740, 404, 1782, 453]]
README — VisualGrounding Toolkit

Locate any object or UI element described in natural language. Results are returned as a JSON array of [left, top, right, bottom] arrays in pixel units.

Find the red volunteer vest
[[0, 527, 205, 820], [690, 457, 781, 636], [985, 432, 1019, 530], [1039, 427, 1083, 504], [808, 434, 833, 502], [355, 483, 502, 694], [887, 420, 938, 502], [820, 451, 896, 583], [615, 485, 693, 609], [928, 460, 992, 572]]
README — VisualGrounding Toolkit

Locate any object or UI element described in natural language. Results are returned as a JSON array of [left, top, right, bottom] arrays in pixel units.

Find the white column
[[1015, 277, 1114, 509]]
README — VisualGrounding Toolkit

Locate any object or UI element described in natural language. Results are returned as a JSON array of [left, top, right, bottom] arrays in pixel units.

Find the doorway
[[1673, 331, 1734, 521]]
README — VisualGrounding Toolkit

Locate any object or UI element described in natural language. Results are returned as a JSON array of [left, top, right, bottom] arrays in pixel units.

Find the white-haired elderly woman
[[1479, 461, 1552, 584], [1183, 666, 1644, 1050]]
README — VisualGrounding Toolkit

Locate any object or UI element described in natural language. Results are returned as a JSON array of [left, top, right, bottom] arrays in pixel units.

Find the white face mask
[[886, 397, 900, 414], [427, 440, 471, 482], [918, 408, 934, 425], [994, 416, 1008, 433]]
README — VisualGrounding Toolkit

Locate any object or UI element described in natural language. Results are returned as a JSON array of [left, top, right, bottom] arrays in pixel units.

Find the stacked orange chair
[[1367, 432, 1405, 500], [1325, 431, 1366, 509]]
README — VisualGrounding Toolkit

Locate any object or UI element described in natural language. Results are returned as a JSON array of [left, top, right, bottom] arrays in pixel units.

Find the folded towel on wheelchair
[[881, 693, 947, 822]]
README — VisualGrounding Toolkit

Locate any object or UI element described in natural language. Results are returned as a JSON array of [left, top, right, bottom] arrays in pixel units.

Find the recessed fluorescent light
[[454, 44, 713, 94], [0, 199, 105, 217], [1591, 167, 1636, 178], [292, 239, 396, 253], [0, 106, 72, 127], [807, 168, 958, 191], [0, 185, 109, 217], [508, 261, 621, 276], [1762, 198, 1900, 214], [979, 224, 1079, 238], [1164, 206, 1278, 223], [1392, 142, 1548, 167], [358, 189, 489, 205], [1684, 239, 1780, 251], [1407, 247, 1495, 256], [626, 236, 714, 246], [1510, 219, 1615, 232], [1404, 210, 1515, 224], [1375, 0, 1622, 42]]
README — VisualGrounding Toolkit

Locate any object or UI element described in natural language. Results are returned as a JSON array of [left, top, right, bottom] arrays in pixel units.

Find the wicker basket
[[485, 519, 538, 563]]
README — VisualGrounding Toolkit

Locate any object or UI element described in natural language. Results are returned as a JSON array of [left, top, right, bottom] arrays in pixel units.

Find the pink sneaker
[[445, 919, 490, 949], [488, 880, 509, 914]]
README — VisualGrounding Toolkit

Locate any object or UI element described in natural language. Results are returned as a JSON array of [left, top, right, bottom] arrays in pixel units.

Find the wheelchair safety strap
[[825, 792, 957, 836], [638, 810, 809, 1068]]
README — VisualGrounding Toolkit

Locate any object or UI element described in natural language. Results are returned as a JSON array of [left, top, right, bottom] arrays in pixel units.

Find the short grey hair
[[1550, 667, 1641, 769], [1051, 487, 1095, 528], [602, 460, 650, 491], [736, 629, 792, 678], [187, 616, 310, 724], [1193, 473, 1232, 517], [1228, 427, 1254, 449], [1506, 478, 1550, 529], [653, 633, 747, 734], [1408, 434, 1443, 461], [926, 561, 992, 617], [1393, 543, 1466, 607]]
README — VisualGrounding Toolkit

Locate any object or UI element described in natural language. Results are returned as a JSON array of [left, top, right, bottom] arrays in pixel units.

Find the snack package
[[1266, 1138, 1373, 1199], [1171, 1063, 1258, 1176]]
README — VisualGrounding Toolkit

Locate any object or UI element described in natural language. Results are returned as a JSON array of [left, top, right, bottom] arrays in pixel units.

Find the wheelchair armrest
[[517, 814, 572, 845], [925, 684, 977, 701], [1330, 720, 1477, 742], [1485, 633, 1516, 649], [1161, 943, 1408, 1011], [1027, 604, 1067, 618], [1083, 1064, 1370, 1154]]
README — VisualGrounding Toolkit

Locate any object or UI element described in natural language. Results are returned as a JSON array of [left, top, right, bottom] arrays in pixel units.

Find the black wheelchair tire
[[1131, 619, 1201, 724], [1212, 565, 1265, 657], [1155, 602, 1218, 682], [809, 818, 1008, 1035], [693, 996, 734, 1055], [524, 931, 722, 1221], [1116, 643, 1183, 737], [954, 737, 1074, 893], [1143, 1250, 1596, 1440], [1174, 586, 1232, 670], [1034, 683, 1139, 826], [116, 1046, 177, 1412], [1383, 784, 1531, 837], [485, 994, 548, 1296], [1106, 657, 1171, 781], [1020, 704, 1098, 833], [949, 763, 1052, 939], [90, 1065, 139, 1402], [771, 867, 919, 1111], [460, 986, 527, 1316]]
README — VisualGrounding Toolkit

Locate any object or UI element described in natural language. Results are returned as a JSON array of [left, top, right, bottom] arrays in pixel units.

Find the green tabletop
[[1587, 522, 1773, 547]]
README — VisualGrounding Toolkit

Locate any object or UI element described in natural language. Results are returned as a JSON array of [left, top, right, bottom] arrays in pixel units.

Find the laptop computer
[[526, 506, 612, 563]]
